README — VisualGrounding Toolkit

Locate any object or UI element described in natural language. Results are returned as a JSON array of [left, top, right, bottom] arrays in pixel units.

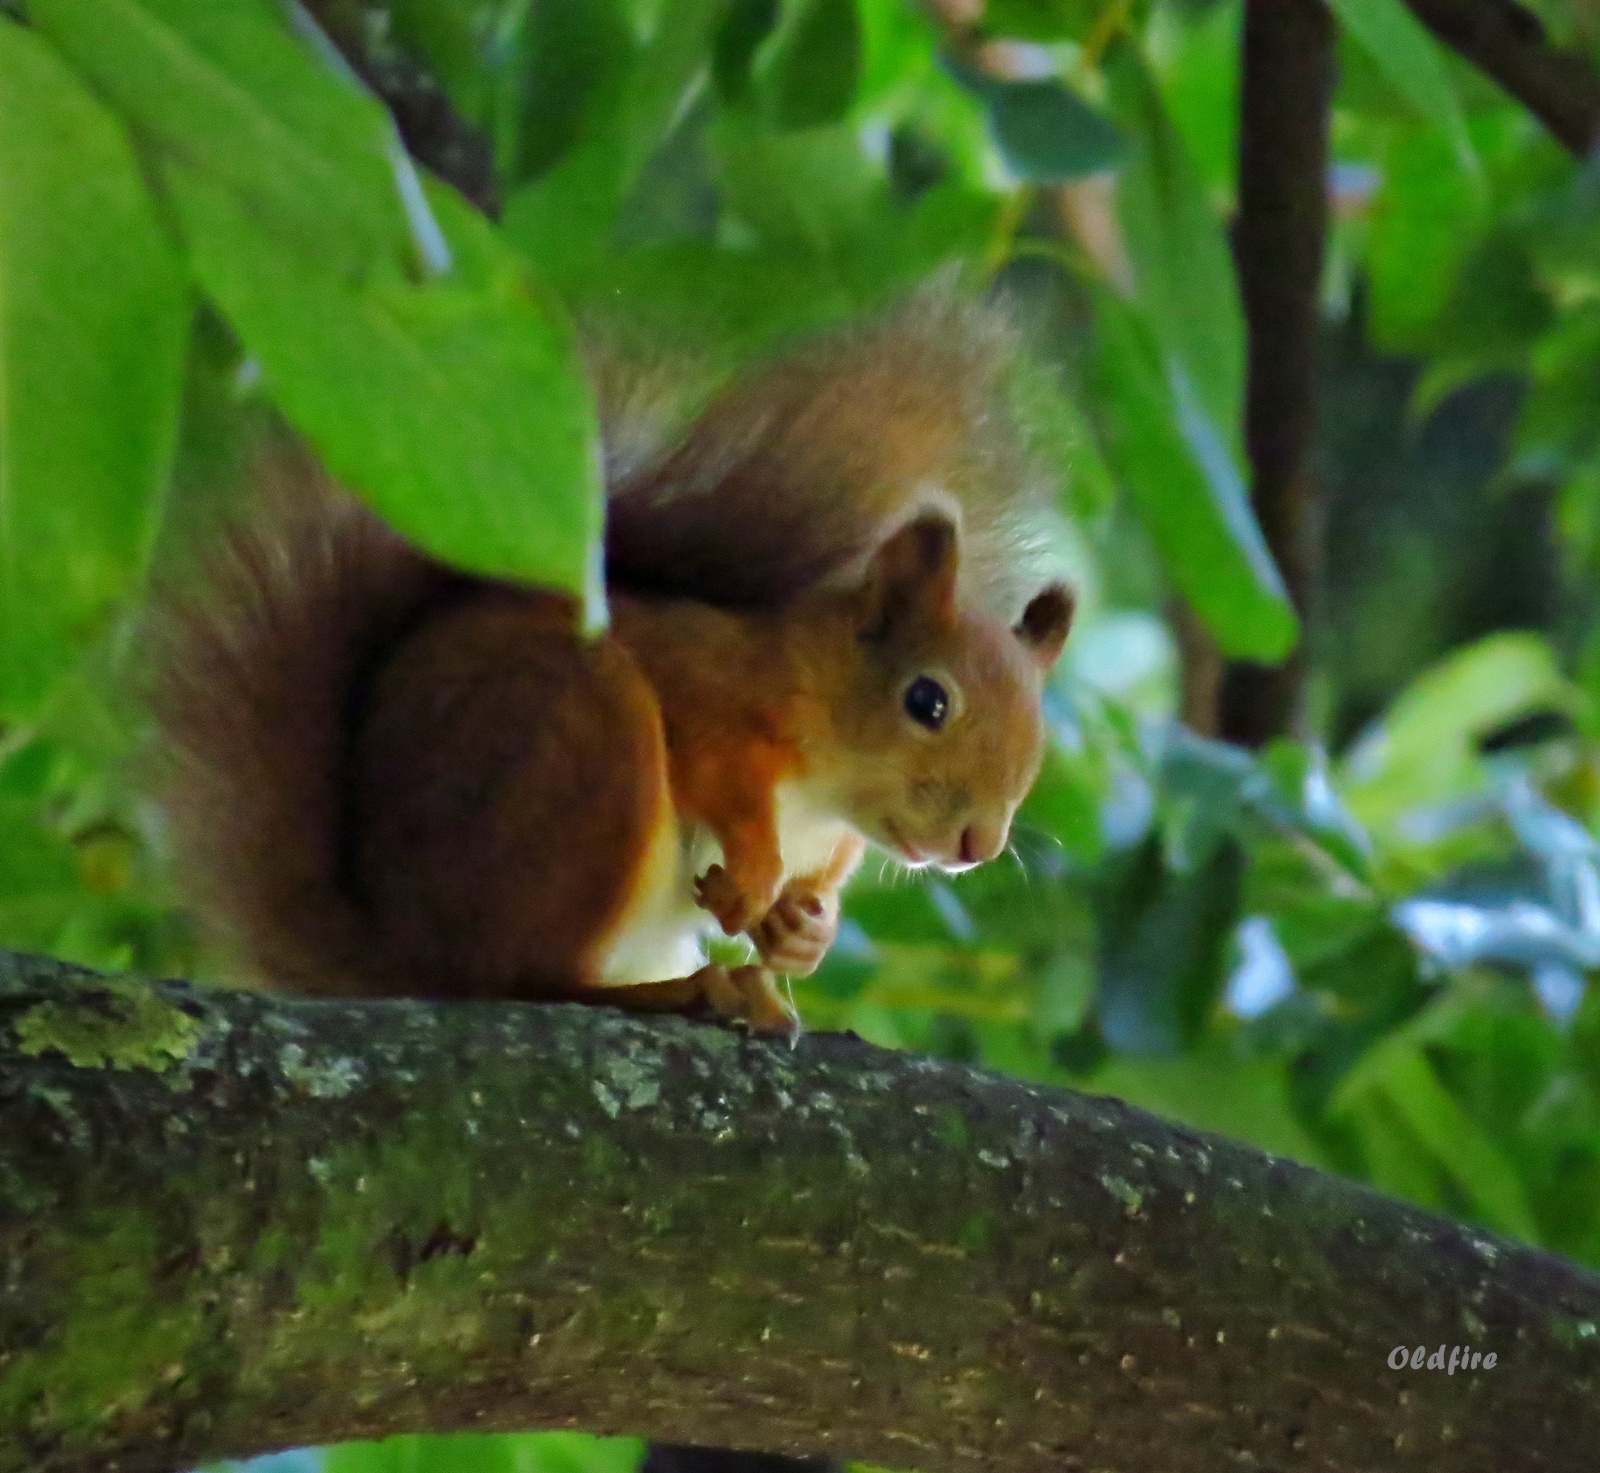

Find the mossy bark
[[3, 951, 1599, 1473]]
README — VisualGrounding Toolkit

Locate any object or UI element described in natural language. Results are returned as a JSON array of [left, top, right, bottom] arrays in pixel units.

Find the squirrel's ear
[[859, 514, 958, 638], [1014, 584, 1074, 667]]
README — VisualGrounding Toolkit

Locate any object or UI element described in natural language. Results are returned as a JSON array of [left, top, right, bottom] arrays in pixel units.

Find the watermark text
[[1388, 1345, 1496, 1373]]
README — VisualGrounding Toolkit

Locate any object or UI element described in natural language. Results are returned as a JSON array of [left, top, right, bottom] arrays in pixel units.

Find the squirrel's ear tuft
[[860, 514, 958, 638], [1015, 584, 1074, 667]]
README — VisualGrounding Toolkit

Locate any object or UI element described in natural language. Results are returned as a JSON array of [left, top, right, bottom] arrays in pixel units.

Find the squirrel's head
[[814, 514, 1073, 872]]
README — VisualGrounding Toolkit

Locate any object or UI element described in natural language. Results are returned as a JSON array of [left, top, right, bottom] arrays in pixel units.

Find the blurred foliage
[[9, 0, 1600, 1469]]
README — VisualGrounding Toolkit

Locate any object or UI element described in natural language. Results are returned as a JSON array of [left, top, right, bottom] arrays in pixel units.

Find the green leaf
[[0, 18, 189, 717], [1091, 1044, 1327, 1167], [626, 0, 726, 157], [514, 1431, 646, 1473], [714, 0, 781, 105], [949, 60, 1125, 182], [1326, 0, 1474, 170], [30, 0, 412, 278], [982, 0, 1103, 42], [322, 1431, 645, 1473], [1106, 47, 1243, 460], [1366, 123, 1482, 351], [169, 166, 604, 623], [1149, 0, 1241, 205], [503, 0, 724, 275], [1333, 1038, 1540, 1241], [1019, 735, 1105, 865], [768, 0, 862, 130], [516, 0, 635, 181], [1331, 1086, 1453, 1212], [1084, 286, 1297, 661], [1340, 632, 1578, 834], [710, 112, 879, 250], [514, 240, 851, 356]]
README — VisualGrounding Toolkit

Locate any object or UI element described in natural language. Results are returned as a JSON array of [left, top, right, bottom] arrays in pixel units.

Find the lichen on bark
[[14, 972, 201, 1073]]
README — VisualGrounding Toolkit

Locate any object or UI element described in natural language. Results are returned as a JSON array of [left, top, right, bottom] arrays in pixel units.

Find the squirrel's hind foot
[[581, 964, 801, 1044], [692, 963, 801, 1044]]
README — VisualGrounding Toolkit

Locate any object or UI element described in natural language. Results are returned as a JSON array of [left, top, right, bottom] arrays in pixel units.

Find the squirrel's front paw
[[752, 885, 839, 977], [694, 863, 772, 936]]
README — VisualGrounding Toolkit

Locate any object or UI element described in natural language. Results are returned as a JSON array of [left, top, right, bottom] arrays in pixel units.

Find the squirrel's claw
[[693, 962, 802, 1042]]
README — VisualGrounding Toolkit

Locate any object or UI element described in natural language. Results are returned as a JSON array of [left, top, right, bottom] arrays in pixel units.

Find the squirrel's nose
[[959, 820, 1006, 866]]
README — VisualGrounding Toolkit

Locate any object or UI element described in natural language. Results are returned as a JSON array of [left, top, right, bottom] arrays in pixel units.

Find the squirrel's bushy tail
[[149, 453, 451, 993], [604, 288, 1060, 622]]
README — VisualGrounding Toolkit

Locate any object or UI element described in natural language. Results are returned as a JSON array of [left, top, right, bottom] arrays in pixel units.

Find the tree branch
[[2, 952, 1599, 1472], [1404, 0, 1600, 157]]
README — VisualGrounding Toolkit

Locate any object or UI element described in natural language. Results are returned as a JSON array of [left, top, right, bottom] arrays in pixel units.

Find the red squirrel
[[151, 292, 1074, 1038]]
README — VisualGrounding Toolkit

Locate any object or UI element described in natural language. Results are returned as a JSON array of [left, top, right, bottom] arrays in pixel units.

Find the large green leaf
[[515, 0, 636, 182], [1085, 287, 1297, 661], [1106, 48, 1243, 461], [1148, 0, 1241, 204], [169, 167, 604, 622], [714, 0, 781, 105], [30, 0, 413, 277], [711, 112, 882, 250], [0, 19, 188, 717], [1019, 735, 1106, 866], [1093, 832, 1243, 1055], [320, 1430, 644, 1473], [983, 0, 1102, 41]]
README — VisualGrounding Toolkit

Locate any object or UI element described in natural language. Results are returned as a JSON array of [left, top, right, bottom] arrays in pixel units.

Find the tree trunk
[[1218, 0, 1335, 748], [2, 951, 1599, 1473]]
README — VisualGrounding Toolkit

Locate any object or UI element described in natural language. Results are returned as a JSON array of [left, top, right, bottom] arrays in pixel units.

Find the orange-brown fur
[[150, 295, 1073, 1034]]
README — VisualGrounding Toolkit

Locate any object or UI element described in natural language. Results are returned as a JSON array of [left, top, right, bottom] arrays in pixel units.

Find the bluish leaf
[[948, 59, 1125, 182]]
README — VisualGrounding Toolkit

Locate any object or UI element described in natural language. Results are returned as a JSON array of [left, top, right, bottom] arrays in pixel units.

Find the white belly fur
[[594, 780, 854, 986]]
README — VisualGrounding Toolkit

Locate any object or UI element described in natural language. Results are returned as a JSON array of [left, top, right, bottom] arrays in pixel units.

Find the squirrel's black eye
[[904, 676, 949, 731]]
